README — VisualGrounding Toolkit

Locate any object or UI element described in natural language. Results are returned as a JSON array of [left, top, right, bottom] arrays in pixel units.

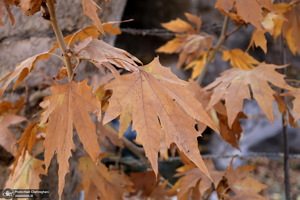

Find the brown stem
[[196, 16, 230, 85], [46, 0, 74, 81]]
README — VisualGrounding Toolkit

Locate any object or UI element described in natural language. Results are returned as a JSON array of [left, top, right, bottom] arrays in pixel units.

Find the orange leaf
[[248, 29, 267, 53], [284, 88, 300, 121], [173, 160, 224, 199], [216, 0, 266, 30], [218, 112, 247, 150], [40, 80, 101, 197], [282, 3, 300, 54], [12, 122, 45, 176], [161, 18, 194, 33], [78, 155, 133, 200], [222, 49, 259, 70], [0, 53, 49, 96], [224, 159, 267, 200], [206, 63, 293, 127], [82, 0, 104, 34], [103, 57, 218, 178]]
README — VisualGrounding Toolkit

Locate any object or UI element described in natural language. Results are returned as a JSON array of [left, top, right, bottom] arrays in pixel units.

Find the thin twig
[[280, 29, 291, 200], [46, 0, 74, 81], [196, 16, 230, 85]]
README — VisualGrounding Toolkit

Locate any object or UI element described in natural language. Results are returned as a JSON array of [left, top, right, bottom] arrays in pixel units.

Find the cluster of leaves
[[0, 0, 300, 199]]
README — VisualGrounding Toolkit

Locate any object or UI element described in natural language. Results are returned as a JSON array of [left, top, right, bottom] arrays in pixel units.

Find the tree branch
[[46, 0, 74, 81], [196, 16, 230, 86]]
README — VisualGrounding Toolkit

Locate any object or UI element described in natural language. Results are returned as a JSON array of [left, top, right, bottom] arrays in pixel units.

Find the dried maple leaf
[[12, 122, 45, 176], [156, 13, 214, 69], [77, 155, 133, 200], [0, 53, 49, 96], [222, 159, 268, 200], [185, 51, 209, 79], [82, 0, 104, 34], [5, 152, 46, 190], [172, 160, 224, 200], [20, 0, 42, 15], [129, 170, 159, 197], [218, 112, 247, 150], [188, 82, 246, 150], [205, 63, 293, 127], [40, 80, 101, 197], [222, 49, 259, 70], [284, 88, 300, 121], [248, 29, 267, 53], [103, 57, 218, 178], [215, 0, 281, 30], [75, 38, 141, 74], [282, 3, 300, 54]]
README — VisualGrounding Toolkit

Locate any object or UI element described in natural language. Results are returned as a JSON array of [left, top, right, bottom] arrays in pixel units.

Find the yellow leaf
[[248, 29, 267, 53], [185, 51, 209, 79], [222, 49, 259, 70], [161, 18, 194, 33]]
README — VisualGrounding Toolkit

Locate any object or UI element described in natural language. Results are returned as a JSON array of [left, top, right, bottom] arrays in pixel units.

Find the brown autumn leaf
[[20, 0, 42, 15], [172, 160, 224, 200], [218, 112, 247, 150], [185, 51, 209, 79], [223, 159, 268, 200], [12, 122, 45, 176], [82, 0, 104, 34], [129, 170, 160, 197], [188, 83, 246, 150], [40, 80, 101, 197], [205, 63, 293, 128], [77, 155, 133, 200], [5, 152, 46, 190], [147, 181, 170, 200], [282, 3, 300, 54], [0, 0, 15, 25], [248, 29, 267, 53], [0, 53, 49, 96], [215, 0, 280, 30], [75, 38, 142, 74], [273, 93, 299, 128], [284, 88, 300, 122], [222, 49, 259, 70], [103, 57, 218, 178], [156, 13, 214, 69]]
